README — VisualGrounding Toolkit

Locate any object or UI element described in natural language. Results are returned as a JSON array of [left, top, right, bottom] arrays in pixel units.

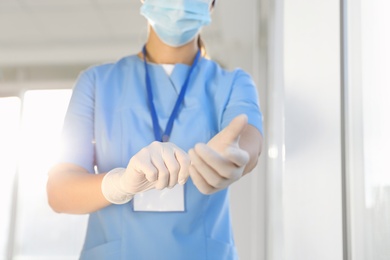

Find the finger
[[194, 143, 241, 180], [189, 163, 215, 195], [130, 152, 157, 182], [224, 146, 250, 167], [175, 149, 191, 185], [150, 152, 170, 190], [219, 114, 248, 144], [162, 146, 180, 188], [189, 147, 228, 189], [129, 170, 156, 193]]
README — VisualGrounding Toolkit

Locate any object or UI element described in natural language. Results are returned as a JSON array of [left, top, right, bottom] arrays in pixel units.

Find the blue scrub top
[[60, 54, 263, 260]]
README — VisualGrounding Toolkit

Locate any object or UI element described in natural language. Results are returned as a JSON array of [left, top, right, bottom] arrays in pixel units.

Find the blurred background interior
[[0, 0, 389, 259]]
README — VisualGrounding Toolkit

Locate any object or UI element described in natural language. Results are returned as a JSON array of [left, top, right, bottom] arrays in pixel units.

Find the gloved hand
[[102, 141, 191, 204], [189, 114, 250, 195]]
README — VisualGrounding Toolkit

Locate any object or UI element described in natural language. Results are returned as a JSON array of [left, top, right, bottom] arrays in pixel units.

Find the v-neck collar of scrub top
[[134, 55, 197, 94], [161, 64, 175, 76], [141, 47, 202, 142]]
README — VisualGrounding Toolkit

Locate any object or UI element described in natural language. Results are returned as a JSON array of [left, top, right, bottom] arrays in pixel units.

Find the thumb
[[218, 114, 248, 145]]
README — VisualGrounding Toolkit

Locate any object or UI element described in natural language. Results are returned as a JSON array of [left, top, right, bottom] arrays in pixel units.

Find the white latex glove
[[102, 141, 191, 204], [189, 114, 250, 195]]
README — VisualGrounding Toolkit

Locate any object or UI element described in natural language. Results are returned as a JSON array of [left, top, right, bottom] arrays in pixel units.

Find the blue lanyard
[[142, 45, 201, 142]]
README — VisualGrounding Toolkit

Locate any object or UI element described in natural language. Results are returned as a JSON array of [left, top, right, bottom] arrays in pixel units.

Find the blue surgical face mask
[[140, 0, 212, 47]]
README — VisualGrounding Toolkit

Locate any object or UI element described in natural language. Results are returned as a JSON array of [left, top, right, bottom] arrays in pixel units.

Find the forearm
[[47, 163, 111, 214]]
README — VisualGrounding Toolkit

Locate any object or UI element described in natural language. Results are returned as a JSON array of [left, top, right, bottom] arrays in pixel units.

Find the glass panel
[[0, 97, 21, 259], [361, 0, 390, 259], [13, 89, 88, 260], [283, 1, 343, 259]]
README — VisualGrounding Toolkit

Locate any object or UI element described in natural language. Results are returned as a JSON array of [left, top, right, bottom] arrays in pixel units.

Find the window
[[360, 0, 390, 258], [346, 0, 390, 259], [0, 89, 87, 259], [0, 97, 21, 258]]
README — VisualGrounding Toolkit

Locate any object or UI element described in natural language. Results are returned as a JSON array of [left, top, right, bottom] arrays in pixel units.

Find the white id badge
[[133, 184, 185, 212]]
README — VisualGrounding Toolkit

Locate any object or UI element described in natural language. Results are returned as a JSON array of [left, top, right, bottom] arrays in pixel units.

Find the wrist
[[101, 168, 134, 205]]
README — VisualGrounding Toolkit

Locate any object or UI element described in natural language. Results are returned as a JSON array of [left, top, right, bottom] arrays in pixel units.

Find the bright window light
[[0, 97, 21, 257], [19, 89, 72, 173], [0, 96, 21, 182], [12, 89, 88, 259], [360, 0, 390, 258]]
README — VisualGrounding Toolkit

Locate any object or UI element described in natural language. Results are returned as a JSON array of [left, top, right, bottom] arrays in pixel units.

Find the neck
[[140, 26, 199, 65]]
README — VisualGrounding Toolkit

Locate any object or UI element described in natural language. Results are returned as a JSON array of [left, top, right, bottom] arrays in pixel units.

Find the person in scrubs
[[46, 0, 263, 259]]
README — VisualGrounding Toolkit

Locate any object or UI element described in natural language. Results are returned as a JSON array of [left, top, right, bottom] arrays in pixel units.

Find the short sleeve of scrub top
[[220, 69, 263, 134], [59, 70, 95, 173]]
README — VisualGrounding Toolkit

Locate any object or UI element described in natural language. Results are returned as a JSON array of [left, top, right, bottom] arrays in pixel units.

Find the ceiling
[[0, 0, 147, 65], [0, 0, 223, 66]]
